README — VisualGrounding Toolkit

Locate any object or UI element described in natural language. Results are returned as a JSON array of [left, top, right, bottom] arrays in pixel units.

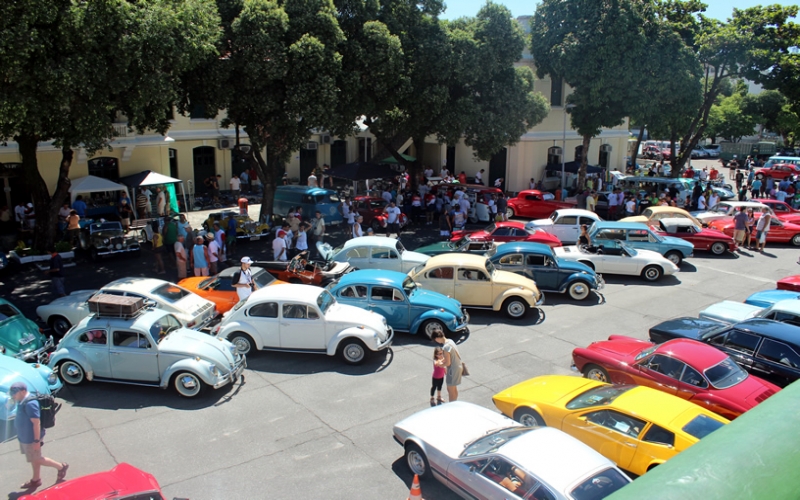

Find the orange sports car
[[179, 266, 284, 313]]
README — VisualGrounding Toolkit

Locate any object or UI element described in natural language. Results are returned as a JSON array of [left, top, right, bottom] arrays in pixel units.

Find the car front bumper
[[213, 357, 247, 389], [595, 274, 606, 290], [376, 327, 395, 351], [96, 246, 140, 256]]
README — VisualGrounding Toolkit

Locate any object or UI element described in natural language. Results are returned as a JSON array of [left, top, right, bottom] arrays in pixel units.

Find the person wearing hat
[[9, 382, 68, 490], [273, 229, 288, 261], [191, 235, 210, 276], [207, 232, 221, 275], [233, 257, 258, 301]]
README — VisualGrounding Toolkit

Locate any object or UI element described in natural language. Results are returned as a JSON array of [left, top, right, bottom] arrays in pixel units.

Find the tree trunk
[[253, 146, 278, 224], [669, 130, 681, 178], [632, 126, 645, 172], [577, 134, 591, 192], [15, 134, 73, 251]]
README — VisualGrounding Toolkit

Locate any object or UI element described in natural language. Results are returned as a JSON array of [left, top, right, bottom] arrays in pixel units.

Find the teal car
[[489, 243, 604, 301], [589, 221, 694, 265], [0, 298, 54, 364], [327, 270, 469, 338], [415, 236, 497, 257], [1, 355, 62, 441]]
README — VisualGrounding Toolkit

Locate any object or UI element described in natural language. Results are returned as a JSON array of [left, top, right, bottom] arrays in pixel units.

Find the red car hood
[[527, 231, 563, 247], [777, 275, 800, 291], [21, 463, 162, 500], [586, 336, 652, 361], [696, 227, 734, 240]]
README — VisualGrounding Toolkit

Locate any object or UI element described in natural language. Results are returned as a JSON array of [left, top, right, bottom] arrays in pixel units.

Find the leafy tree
[[706, 93, 759, 142], [0, 0, 221, 250]]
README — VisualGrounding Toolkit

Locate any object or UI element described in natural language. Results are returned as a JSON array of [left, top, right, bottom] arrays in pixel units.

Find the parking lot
[[1, 201, 796, 499]]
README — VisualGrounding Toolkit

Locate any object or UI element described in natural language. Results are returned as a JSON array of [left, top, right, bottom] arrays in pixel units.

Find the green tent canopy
[[380, 153, 415, 164]]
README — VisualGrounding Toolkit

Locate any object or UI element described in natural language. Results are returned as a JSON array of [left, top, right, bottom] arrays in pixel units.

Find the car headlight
[[103, 238, 109, 244], [47, 373, 58, 384], [228, 344, 237, 356], [209, 365, 220, 377]]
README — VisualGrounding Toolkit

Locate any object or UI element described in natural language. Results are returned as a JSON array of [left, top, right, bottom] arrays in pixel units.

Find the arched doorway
[[193, 146, 216, 194]]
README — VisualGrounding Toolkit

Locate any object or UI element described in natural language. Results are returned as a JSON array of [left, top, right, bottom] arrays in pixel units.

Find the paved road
[[1, 203, 796, 499]]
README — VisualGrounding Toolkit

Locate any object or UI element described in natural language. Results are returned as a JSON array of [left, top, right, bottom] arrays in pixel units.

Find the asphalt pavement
[[1, 186, 796, 499]]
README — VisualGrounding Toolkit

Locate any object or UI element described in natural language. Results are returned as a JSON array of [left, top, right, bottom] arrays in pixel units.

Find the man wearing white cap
[[233, 257, 258, 301]]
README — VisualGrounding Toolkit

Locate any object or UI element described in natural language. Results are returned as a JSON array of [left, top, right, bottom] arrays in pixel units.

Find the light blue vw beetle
[[1, 356, 62, 441], [327, 270, 469, 338]]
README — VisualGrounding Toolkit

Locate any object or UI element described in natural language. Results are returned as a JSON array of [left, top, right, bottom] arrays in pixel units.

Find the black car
[[649, 317, 800, 387]]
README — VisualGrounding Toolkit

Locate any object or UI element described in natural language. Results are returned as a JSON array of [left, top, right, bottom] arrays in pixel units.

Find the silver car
[[49, 309, 245, 398], [393, 402, 630, 500]]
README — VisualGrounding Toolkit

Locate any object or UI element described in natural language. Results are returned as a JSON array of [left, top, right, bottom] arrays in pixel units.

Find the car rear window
[[0, 304, 20, 321], [566, 385, 633, 410], [682, 414, 725, 440], [570, 468, 630, 500], [151, 284, 191, 303]]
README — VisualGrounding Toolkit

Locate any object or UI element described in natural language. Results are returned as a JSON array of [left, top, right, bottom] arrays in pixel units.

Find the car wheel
[[503, 297, 528, 319], [404, 443, 430, 479], [583, 363, 611, 383], [139, 229, 148, 242], [59, 361, 85, 385], [172, 371, 206, 398], [579, 260, 595, 270], [421, 319, 447, 339], [506, 207, 515, 219], [567, 281, 591, 301], [371, 219, 381, 232], [710, 242, 727, 255], [338, 338, 367, 365], [641, 265, 663, 282], [513, 407, 545, 427], [664, 251, 682, 266], [49, 316, 72, 337], [229, 332, 255, 355], [792, 234, 800, 247], [89, 247, 99, 262]]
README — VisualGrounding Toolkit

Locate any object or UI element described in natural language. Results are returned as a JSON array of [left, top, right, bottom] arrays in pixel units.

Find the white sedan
[[554, 241, 679, 281], [692, 201, 771, 224], [525, 209, 603, 244], [36, 278, 217, 336], [393, 402, 631, 500], [317, 236, 429, 273], [215, 284, 393, 364]]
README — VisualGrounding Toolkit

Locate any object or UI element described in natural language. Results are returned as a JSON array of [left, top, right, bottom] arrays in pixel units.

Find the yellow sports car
[[492, 376, 728, 476], [408, 254, 543, 319]]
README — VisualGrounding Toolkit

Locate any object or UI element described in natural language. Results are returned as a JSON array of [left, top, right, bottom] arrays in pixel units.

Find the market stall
[[118, 170, 188, 216]]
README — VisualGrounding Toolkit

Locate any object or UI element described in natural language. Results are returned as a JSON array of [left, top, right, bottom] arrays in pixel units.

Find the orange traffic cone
[[407, 474, 422, 500]]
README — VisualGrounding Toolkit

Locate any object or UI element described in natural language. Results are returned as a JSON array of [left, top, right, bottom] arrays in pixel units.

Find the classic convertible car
[[492, 376, 728, 476], [525, 209, 603, 244], [393, 402, 631, 499], [621, 206, 705, 227], [554, 240, 679, 282], [318, 236, 429, 274], [254, 252, 353, 286], [328, 270, 469, 338], [0, 298, 54, 363], [79, 221, 141, 261], [589, 221, 694, 265], [571, 336, 779, 420], [651, 218, 736, 255], [489, 242, 603, 301]]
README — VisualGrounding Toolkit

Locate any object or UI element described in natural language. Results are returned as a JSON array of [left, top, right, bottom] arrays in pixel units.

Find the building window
[[358, 138, 372, 162], [189, 103, 216, 120], [88, 157, 120, 181], [550, 76, 563, 107]]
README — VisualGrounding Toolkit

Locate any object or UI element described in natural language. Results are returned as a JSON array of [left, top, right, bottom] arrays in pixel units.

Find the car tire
[[89, 247, 100, 262], [503, 297, 529, 319], [404, 443, 431, 479], [792, 234, 800, 247], [513, 407, 545, 427], [421, 319, 447, 339], [583, 363, 611, 383], [567, 281, 591, 301], [49, 316, 72, 337], [172, 371, 207, 398], [664, 251, 682, 266], [58, 360, 85, 385], [641, 265, 663, 282], [710, 242, 727, 255], [371, 219, 381, 233], [506, 207, 515, 219], [578, 260, 595, 271], [229, 332, 255, 355], [338, 338, 368, 365]]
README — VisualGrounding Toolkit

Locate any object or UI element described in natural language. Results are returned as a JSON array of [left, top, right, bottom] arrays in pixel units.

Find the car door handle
[[624, 442, 636, 447], [663, 385, 677, 390], [280, 322, 290, 326]]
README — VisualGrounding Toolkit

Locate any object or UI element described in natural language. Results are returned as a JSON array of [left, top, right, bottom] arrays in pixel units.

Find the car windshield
[[151, 284, 191, 303], [395, 241, 406, 254], [317, 290, 335, 314], [549, 212, 558, 222], [198, 277, 217, 290], [704, 358, 748, 389], [484, 259, 496, 275], [698, 323, 734, 341], [710, 204, 731, 214], [253, 270, 276, 288], [452, 236, 471, 249], [682, 414, 724, 440], [410, 264, 426, 277], [566, 385, 634, 410], [0, 303, 21, 322], [634, 345, 657, 361], [460, 427, 530, 457], [570, 468, 630, 500], [150, 314, 182, 343], [620, 243, 637, 257], [402, 277, 418, 296]]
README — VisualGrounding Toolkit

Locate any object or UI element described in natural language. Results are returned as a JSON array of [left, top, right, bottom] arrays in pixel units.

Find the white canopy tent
[[69, 175, 131, 204]]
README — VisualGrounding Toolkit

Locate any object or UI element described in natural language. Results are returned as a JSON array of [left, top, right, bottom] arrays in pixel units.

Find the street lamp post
[[562, 104, 576, 199]]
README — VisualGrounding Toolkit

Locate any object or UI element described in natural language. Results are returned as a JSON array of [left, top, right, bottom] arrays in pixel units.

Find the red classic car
[[651, 218, 736, 255], [709, 214, 800, 246], [752, 199, 800, 224], [572, 336, 780, 420], [755, 163, 800, 181], [450, 220, 562, 248], [777, 275, 800, 292], [505, 189, 575, 219], [20, 463, 168, 499], [353, 196, 409, 231]]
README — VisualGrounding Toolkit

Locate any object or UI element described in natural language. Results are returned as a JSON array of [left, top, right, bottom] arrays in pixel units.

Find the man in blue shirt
[[10, 382, 68, 490], [71, 195, 86, 217]]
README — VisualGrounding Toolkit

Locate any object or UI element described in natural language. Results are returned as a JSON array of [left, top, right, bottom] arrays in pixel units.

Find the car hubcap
[[667, 254, 680, 265], [53, 319, 70, 335], [519, 413, 539, 427], [646, 269, 659, 279], [233, 337, 251, 354], [571, 284, 588, 299], [794, 235, 800, 246], [344, 344, 365, 362], [425, 322, 442, 337], [587, 368, 608, 382], [712, 243, 725, 254], [508, 301, 525, 317], [177, 374, 200, 397], [407, 451, 426, 475], [61, 362, 83, 384]]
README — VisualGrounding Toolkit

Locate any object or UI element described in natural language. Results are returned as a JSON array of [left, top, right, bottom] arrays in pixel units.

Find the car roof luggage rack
[[88, 293, 147, 319]]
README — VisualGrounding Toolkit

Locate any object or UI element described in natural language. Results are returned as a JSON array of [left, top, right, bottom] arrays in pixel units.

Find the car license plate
[[249, 236, 261, 241], [19, 334, 35, 346]]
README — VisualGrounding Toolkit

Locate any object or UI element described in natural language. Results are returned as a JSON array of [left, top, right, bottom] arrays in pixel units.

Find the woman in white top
[[432, 329, 463, 402], [353, 216, 364, 238]]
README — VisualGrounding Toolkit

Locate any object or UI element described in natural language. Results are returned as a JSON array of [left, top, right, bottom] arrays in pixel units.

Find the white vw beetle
[[37, 278, 217, 337], [525, 209, 603, 244], [215, 284, 394, 364], [317, 236, 429, 273]]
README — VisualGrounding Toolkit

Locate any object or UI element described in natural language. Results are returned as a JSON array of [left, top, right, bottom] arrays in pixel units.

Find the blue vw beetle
[[489, 243, 603, 301], [327, 270, 469, 338], [1, 355, 62, 441]]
